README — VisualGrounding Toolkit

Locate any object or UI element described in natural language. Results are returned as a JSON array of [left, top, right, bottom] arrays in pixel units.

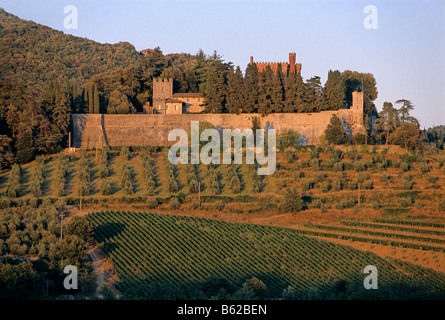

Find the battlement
[[250, 52, 301, 76], [154, 78, 173, 83]]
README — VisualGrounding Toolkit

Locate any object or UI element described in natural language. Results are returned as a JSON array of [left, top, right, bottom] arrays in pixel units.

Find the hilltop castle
[[250, 52, 302, 76]]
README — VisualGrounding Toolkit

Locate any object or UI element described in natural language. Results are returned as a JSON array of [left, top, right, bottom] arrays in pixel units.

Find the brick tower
[[152, 78, 173, 114]]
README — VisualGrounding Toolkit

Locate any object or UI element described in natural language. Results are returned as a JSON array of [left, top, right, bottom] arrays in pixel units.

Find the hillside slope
[[0, 8, 142, 90]]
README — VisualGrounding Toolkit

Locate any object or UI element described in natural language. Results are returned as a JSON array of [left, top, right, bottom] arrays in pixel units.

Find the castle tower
[[153, 78, 173, 113], [289, 52, 296, 74], [352, 91, 365, 132]]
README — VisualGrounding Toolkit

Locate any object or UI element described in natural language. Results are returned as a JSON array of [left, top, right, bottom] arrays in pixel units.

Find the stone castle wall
[[72, 105, 365, 149]]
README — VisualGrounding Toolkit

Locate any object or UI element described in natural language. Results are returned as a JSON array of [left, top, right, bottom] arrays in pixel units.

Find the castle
[[145, 78, 205, 114], [250, 52, 302, 76], [72, 53, 365, 148]]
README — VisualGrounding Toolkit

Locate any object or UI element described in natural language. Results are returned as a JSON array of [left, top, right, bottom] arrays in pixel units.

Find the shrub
[[168, 177, 179, 193], [331, 179, 342, 191], [354, 161, 365, 172], [400, 161, 410, 172], [215, 200, 225, 211], [189, 179, 199, 194], [399, 197, 413, 207], [281, 187, 304, 213], [313, 198, 325, 209], [170, 197, 180, 209], [101, 179, 112, 195], [357, 173, 367, 183], [333, 162, 344, 172], [301, 179, 314, 191], [311, 159, 321, 171], [313, 173, 326, 183], [146, 198, 158, 209], [438, 199, 445, 212], [320, 182, 331, 193], [363, 180, 373, 190], [120, 146, 130, 160], [347, 181, 357, 190], [286, 150, 296, 163], [402, 180, 413, 190], [391, 160, 400, 168], [419, 162, 430, 173], [342, 198, 356, 208], [299, 159, 309, 168], [425, 175, 438, 184], [230, 176, 241, 194]]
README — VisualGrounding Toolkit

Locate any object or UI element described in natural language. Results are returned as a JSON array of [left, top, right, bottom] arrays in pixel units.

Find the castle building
[[250, 52, 302, 77], [145, 78, 205, 114]]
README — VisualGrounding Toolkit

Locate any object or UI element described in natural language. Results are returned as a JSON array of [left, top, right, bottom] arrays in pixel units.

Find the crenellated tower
[[250, 52, 302, 76]]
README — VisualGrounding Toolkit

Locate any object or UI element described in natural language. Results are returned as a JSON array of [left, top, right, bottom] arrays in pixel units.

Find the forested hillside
[[0, 8, 142, 90]]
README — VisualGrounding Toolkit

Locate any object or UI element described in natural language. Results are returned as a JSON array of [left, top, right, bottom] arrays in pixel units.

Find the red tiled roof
[[165, 98, 184, 104], [173, 93, 204, 98]]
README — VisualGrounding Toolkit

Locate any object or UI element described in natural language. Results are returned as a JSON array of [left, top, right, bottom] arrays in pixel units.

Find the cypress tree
[[242, 63, 259, 113], [203, 66, 226, 113], [226, 66, 244, 114], [284, 73, 305, 113], [16, 123, 34, 164], [257, 66, 274, 116], [270, 64, 285, 113], [93, 84, 100, 114], [88, 84, 94, 114]]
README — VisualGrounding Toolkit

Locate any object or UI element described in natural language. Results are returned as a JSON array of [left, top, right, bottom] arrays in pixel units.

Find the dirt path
[[87, 244, 121, 298]]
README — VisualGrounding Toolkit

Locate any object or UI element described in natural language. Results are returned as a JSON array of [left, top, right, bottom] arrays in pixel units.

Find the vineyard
[[87, 210, 445, 299]]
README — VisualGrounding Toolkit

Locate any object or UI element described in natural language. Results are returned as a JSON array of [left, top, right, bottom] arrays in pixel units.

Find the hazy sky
[[1, 0, 444, 128]]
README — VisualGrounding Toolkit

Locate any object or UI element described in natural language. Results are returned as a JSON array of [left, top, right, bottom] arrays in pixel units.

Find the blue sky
[[1, 0, 444, 128]]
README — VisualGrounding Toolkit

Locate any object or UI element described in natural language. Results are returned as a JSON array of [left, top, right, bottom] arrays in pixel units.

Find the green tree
[[324, 70, 345, 110], [93, 84, 100, 114], [282, 187, 304, 213], [257, 66, 274, 116], [242, 277, 267, 299], [203, 66, 226, 113], [325, 114, 348, 145], [226, 66, 244, 114], [107, 90, 136, 114], [390, 123, 421, 150], [65, 216, 93, 242], [16, 123, 34, 164], [242, 63, 259, 113], [284, 73, 304, 113], [270, 64, 285, 113], [375, 102, 399, 145], [395, 99, 419, 126], [302, 76, 324, 112]]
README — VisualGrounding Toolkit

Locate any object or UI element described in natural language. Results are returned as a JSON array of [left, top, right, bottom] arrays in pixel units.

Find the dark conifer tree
[[203, 66, 227, 113], [257, 66, 274, 116], [324, 70, 345, 110], [242, 63, 259, 113], [16, 123, 34, 164], [270, 64, 285, 113], [284, 73, 305, 113], [93, 84, 100, 114], [226, 66, 244, 114]]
